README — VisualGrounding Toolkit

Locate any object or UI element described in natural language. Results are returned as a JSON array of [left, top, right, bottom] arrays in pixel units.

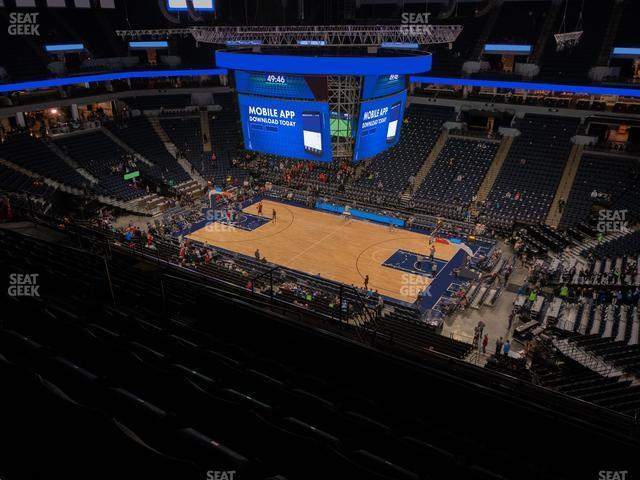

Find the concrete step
[[200, 110, 212, 153], [476, 136, 513, 203], [43, 139, 98, 184], [408, 130, 450, 196], [148, 117, 207, 187], [101, 127, 154, 167], [546, 144, 583, 228]]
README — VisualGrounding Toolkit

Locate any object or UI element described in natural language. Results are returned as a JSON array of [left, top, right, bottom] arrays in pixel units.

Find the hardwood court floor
[[188, 200, 461, 302]]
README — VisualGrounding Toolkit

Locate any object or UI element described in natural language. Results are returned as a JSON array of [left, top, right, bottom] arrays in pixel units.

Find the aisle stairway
[[43, 139, 98, 184], [200, 111, 212, 153], [148, 117, 207, 187], [546, 144, 583, 228], [474, 136, 513, 204], [100, 127, 154, 167], [409, 130, 449, 194]]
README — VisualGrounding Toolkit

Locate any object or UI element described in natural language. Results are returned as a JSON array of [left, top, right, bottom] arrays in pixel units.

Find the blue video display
[[353, 90, 407, 163], [238, 94, 332, 162], [235, 71, 325, 100], [362, 74, 407, 99]]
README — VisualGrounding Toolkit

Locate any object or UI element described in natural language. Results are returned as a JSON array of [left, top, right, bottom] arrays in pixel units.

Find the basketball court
[[188, 199, 462, 303]]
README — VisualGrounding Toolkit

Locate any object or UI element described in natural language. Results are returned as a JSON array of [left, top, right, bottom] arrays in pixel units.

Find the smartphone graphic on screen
[[386, 102, 401, 143], [302, 111, 323, 156]]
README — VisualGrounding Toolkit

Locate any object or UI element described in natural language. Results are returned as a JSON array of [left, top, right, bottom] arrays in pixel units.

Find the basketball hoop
[[554, 0, 583, 52], [554, 31, 583, 52]]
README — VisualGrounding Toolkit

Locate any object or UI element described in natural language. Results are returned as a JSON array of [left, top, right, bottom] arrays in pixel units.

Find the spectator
[[559, 284, 569, 300], [503, 339, 511, 357]]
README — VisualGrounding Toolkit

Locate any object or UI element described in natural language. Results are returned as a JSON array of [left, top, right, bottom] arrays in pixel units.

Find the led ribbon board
[[484, 44, 532, 54], [362, 74, 407, 100], [234, 71, 319, 100], [409, 76, 640, 97], [45, 43, 85, 52], [167, 0, 215, 11], [216, 51, 432, 76], [612, 47, 640, 58], [0, 69, 228, 93], [380, 42, 420, 49], [129, 41, 169, 49]]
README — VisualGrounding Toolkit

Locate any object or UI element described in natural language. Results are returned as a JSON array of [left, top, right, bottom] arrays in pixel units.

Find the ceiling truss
[[115, 25, 463, 46]]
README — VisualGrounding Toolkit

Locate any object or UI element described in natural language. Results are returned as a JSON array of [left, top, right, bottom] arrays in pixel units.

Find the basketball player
[[272, 209, 277, 223], [343, 204, 352, 223], [257, 201, 263, 216]]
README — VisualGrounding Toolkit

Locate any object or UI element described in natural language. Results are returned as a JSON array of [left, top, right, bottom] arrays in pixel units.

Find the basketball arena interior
[[1, 0, 640, 478]]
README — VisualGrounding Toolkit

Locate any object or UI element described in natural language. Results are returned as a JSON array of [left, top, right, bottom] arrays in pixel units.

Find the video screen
[[353, 90, 407, 162], [235, 71, 328, 100], [238, 94, 333, 162], [330, 112, 353, 138]]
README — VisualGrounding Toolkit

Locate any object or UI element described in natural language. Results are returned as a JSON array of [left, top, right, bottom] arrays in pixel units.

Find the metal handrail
[[247, 260, 378, 344], [555, 337, 615, 377]]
